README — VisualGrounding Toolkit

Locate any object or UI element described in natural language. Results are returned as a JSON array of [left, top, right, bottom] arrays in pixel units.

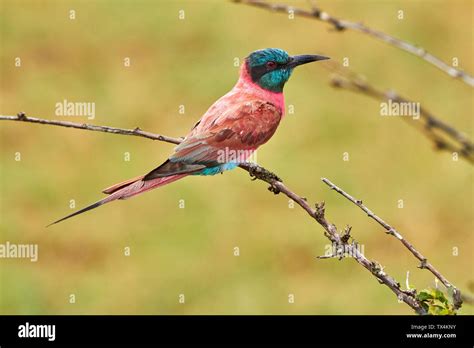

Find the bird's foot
[[267, 183, 280, 195], [243, 163, 282, 183], [241, 162, 282, 195]]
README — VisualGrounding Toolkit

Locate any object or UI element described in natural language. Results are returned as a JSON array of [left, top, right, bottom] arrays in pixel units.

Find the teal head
[[245, 48, 329, 93]]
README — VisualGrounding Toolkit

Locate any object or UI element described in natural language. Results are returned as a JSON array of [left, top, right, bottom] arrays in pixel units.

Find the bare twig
[[1, 112, 429, 314], [328, 68, 474, 164], [233, 0, 474, 86], [321, 177, 463, 309], [1, 112, 182, 144]]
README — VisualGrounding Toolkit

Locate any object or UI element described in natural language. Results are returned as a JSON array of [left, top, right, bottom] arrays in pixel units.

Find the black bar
[[0, 315, 472, 346]]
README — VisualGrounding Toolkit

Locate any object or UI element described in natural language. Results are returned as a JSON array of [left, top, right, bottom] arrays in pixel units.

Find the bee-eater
[[50, 48, 329, 225]]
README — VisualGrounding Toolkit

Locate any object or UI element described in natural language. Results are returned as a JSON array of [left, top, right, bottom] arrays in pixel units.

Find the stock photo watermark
[[322, 242, 365, 259], [380, 99, 420, 119], [55, 99, 96, 120], [216, 147, 258, 164], [0, 241, 38, 262]]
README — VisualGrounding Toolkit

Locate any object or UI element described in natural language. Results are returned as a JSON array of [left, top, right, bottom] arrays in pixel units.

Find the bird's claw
[[267, 184, 280, 195]]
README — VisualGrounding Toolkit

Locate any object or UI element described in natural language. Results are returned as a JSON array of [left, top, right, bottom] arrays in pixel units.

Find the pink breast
[[236, 65, 285, 115]]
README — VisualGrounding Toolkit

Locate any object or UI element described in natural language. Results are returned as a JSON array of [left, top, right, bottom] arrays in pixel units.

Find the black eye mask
[[248, 61, 286, 83]]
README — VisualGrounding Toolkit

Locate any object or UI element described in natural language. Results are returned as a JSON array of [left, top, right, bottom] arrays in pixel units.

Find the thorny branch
[[233, 0, 474, 86], [3, 112, 467, 314], [327, 67, 474, 164], [322, 178, 463, 309]]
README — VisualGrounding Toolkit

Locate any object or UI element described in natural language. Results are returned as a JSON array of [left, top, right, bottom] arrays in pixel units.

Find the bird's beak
[[288, 54, 330, 68]]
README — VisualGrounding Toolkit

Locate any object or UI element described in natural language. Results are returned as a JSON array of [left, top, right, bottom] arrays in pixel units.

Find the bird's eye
[[266, 61, 277, 69]]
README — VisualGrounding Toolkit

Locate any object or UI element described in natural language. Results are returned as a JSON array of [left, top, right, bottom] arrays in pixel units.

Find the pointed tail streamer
[[48, 174, 187, 226]]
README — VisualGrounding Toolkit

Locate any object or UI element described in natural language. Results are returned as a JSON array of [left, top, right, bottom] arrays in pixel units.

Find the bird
[[49, 48, 329, 225]]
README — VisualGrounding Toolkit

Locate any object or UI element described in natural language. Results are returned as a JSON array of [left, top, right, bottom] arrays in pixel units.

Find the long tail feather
[[48, 174, 187, 226], [47, 199, 109, 227], [102, 174, 144, 194]]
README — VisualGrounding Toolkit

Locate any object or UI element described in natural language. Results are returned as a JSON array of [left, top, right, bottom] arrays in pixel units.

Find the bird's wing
[[144, 100, 282, 180]]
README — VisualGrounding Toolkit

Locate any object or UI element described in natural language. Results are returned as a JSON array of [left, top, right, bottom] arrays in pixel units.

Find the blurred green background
[[0, 0, 472, 314]]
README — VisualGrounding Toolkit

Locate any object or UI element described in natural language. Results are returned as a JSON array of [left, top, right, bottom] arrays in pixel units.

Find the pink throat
[[234, 63, 285, 114]]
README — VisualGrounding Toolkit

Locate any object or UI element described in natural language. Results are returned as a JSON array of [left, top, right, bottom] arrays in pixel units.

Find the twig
[[1, 112, 428, 314], [233, 0, 474, 86], [328, 69, 474, 164], [322, 177, 463, 309], [1, 112, 182, 144]]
